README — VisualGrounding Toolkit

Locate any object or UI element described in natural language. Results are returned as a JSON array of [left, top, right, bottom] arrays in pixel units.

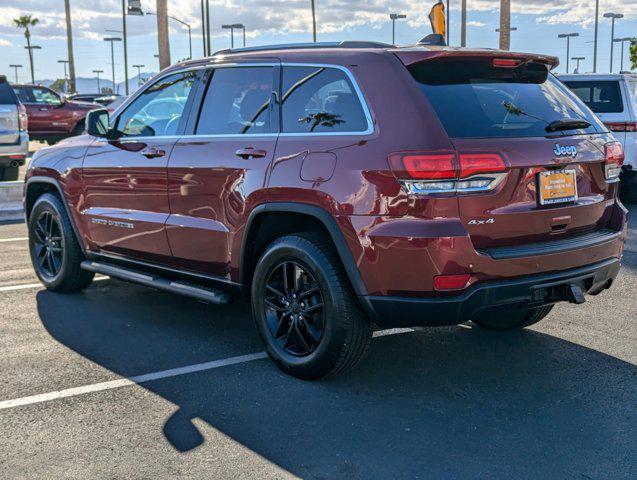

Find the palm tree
[[13, 15, 39, 83], [499, 0, 511, 51], [631, 40, 636, 70]]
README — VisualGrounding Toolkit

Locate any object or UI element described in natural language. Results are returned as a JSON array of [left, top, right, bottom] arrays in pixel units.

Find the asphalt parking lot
[[0, 210, 635, 479]]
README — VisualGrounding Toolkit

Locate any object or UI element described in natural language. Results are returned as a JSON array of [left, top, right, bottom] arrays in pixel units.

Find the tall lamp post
[[145, 12, 193, 60], [614, 37, 636, 72], [311, 0, 317, 42], [9, 65, 23, 84], [222, 23, 244, 49], [24, 45, 41, 83], [389, 13, 407, 45], [572, 56, 586, 74], [93, 69, 104, 93], [604, 12, 623, 73], [558, 32, 579, 73], [57, 59, 70, 93], [593, 0, 599, 72], [132, 64, 145, 88], [104, 37, 122, 93]]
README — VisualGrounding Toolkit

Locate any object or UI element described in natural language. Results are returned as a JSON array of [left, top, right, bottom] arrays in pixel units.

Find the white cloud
[[0, 37, 12, 46], [467, 21, 486, 28]]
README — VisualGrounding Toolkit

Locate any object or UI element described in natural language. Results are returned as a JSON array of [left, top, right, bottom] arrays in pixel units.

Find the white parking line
[[0, 329, 416, 411], [0, 237, 28, 243], [0, 276, 109, 293]]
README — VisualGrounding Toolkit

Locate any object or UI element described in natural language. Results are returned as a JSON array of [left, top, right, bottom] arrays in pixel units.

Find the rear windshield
[[0, 81, 17, 104], [562, 80, 623, 113], [410, 58, 604, 139]]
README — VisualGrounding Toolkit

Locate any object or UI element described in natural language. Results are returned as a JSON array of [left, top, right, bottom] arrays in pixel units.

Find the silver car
[[0, 75, 28, 181]]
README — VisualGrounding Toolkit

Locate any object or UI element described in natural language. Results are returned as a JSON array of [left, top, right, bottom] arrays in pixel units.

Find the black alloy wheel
[[32, 210, 64, 279], [264, 261, 325, 356]]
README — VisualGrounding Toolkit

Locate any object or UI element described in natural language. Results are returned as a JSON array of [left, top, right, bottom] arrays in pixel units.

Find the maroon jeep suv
[[12, 84, 100, 145], [24, 42, 627, 379]]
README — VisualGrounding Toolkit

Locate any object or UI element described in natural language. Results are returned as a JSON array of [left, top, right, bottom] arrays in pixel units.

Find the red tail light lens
[[434, 274, 471, 291], [18, 103, 28, 132], [397, 153, 456, 180], [604, 141, 624, 180], [492, 58, 522, 68], [458, 153, 507, 178]]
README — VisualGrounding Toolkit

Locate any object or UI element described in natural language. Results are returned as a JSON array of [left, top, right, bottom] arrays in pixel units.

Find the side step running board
[[80, 260, 231, 305]]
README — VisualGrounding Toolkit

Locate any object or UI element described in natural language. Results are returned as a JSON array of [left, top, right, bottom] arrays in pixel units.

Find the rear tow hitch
[[566, 284, 586, 304]]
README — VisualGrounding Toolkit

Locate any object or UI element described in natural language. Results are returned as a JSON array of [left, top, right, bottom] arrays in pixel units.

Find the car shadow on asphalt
[[36, 282, 636, 479]]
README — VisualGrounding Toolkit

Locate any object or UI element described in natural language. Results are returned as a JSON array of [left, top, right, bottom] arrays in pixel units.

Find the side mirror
[[86, 108, 111, 138]]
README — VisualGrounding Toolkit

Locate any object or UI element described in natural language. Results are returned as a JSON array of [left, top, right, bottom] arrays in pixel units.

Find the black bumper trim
[[366, 258, 621, 328], [478, 230, 621, 260]]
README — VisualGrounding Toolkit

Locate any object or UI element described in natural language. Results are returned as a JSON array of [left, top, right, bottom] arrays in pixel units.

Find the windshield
[[410, 58, 605, 139]]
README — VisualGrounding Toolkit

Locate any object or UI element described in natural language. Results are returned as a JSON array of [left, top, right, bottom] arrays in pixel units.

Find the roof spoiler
[[418, 34, 446, 47]]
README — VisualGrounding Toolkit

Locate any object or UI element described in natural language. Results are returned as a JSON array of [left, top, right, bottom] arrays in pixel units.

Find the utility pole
[[93, 69, 104, 93], [201, 0, 207, 55], [63, 0, 76, 93], [499, 0, 511, 51], [604, 13, 624, 73], [311, 0, 317, 42], [558, 33, 579, 73], [104, 37, 121, 93], [9, 65, 23, 84], [461, 0, 467, 47], [121, 0, 129, 95], [593, 0, 599, 73], [156, 0, 171, 70], [389, 13, 407, 45]]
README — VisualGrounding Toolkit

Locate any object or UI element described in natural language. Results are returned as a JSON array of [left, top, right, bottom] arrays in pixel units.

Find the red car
[[23, 43, 627, 379], [12, 84, 100, 145]]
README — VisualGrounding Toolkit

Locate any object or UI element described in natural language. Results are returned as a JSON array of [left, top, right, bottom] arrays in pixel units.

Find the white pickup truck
[[560, 73, 637, 203]]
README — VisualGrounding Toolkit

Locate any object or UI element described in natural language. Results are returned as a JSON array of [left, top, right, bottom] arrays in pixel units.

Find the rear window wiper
[[545, 119, 591, 132]]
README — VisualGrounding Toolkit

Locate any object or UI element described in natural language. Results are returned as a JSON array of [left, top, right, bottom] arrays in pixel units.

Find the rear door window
[[13, 86, 34, 104], [281, 66, 369, 134], [562, 80, 624, 113], [196, 67, 274, 135], [410, 59, 604, 139]]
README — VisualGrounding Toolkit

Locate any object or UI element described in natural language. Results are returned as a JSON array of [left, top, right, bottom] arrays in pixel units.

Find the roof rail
[[213, 41, 393, 56]]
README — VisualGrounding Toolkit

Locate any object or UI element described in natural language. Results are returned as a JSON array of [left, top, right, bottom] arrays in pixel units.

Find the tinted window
[[562, 80, 623, 113], [281, 66, 368, 134], [196, 67, 273, 135], [13, 86, 34, 104], [0, 81, 17, 104], [116, 71, 196, 137], [411, 59, 603, 139], [32, 87, 62, 105]]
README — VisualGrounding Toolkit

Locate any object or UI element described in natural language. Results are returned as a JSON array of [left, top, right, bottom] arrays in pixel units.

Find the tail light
[[18, 103, 28, 132], [604, 141, 624, 180], [389, 151, 508, 195], [434, 274, 471, 291], [492, 58, 522, 68], [605, 122, 637, 133]]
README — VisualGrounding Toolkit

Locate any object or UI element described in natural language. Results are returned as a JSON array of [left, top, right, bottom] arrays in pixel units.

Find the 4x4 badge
[[468, 218, 495, 225], [554, 144, 577, 158]]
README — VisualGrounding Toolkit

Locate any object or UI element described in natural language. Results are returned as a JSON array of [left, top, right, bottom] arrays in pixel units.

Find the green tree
[[631, 40, 636, 71], [13, 15, 39, 84], [49, 79, 66, 93]]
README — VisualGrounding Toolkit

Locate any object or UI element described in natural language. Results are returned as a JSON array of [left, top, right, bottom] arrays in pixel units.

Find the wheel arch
[[240, 202, 376, 320]]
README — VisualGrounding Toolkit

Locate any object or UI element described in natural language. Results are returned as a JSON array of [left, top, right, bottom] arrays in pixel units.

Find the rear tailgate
[[0, 79, 19, 145], [397, 51, 618, 250]]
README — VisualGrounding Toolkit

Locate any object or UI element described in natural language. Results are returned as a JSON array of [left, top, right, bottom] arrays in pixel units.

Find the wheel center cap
[[291, 302, 301, 314]]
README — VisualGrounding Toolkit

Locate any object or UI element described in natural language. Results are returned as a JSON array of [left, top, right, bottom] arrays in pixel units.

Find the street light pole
[[9, 65, 23, 84], [389, 13, 407, 45], [132, 64, 145, 88], [572, 56, 585, 74], [93, 69, 104, 93], [604, 12, 624, 73], [121, 0, 129, 95], [311, 0, 317, 42], [57, 60, 69, 93], [205, 0, 211, 55], [104, 37, 122, 93], [223, 24, 244, 49], [64, 0, 76, 93], [614, 37, 636, 72], [24, 46, 41, 84], [558, 33, 579, 73], [593, 0, 599, 72]]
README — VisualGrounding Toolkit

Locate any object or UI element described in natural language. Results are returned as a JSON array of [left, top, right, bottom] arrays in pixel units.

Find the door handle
[[235, 148, 267, 160], [141, 148, 166, 159]]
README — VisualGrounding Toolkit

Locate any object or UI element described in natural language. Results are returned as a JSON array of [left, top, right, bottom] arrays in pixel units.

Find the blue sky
[[0, 0, 635, 86]]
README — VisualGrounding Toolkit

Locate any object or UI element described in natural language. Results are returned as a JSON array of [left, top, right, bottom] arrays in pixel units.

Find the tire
[[71, 121, 85, 137], [472, 305, 554, 331], [0, 166, 19, 181], [28, 193, 94, 292], [251, 233, 372, 380]]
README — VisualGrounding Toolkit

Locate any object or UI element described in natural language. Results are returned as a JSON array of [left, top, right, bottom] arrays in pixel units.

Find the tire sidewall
[[251, 237, 348, 374], [28, 194, 72, 289]]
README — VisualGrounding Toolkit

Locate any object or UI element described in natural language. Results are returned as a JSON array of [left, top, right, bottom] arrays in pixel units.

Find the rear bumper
[[366, 257, 622, 327], [0, 132, 28, 166]]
